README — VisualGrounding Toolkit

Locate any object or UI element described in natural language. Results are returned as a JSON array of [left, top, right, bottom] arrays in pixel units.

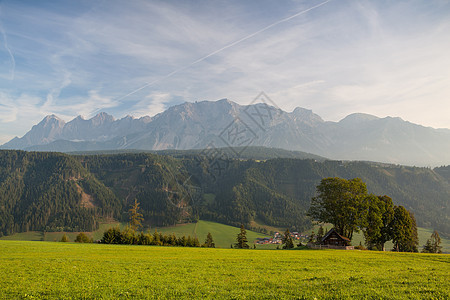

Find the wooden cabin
[[321, 228, 351, 247]]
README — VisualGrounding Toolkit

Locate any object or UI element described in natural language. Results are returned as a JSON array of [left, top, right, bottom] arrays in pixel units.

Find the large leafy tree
[[363, 195, 395, 250], [308, 177, 368, 240], [392, 205, 418, 252]]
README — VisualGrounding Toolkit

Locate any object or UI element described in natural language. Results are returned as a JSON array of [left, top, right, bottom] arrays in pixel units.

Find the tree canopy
[[392, 206, 418, 252], [309, 177, 418, 252], [308, 177, 368, 240]]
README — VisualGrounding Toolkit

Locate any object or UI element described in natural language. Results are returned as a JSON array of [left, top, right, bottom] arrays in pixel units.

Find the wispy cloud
[[0, 16, 15, 80], [130, 92, 171, 118]]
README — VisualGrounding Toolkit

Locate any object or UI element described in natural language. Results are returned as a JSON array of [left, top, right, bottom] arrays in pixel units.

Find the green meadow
[[0, 240, 448, 299], [2, 220, 449, 252]]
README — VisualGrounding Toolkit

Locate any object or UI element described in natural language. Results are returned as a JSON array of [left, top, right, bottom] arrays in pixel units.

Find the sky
[[0, 0, 449, 144]]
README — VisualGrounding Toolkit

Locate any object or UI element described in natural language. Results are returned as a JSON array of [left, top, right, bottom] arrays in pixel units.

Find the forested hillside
[[0, 151, 121, 236], [435, 165, 450, 183], [0, 150, 449, 238]]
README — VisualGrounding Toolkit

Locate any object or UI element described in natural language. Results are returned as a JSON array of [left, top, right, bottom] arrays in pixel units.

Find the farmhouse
[[309, 228, 354, 250], [321, 228, 351, 247]]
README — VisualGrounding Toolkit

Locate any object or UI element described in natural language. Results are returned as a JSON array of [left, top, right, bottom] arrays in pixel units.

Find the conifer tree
[[282, 229, 294, 249], [235, 224, 249, 249], [129, 199, 144, 231], [204, 232, 215, 248]]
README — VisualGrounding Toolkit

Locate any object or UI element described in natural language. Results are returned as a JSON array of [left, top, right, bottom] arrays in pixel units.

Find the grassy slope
[[0, 240, 448, 299], [0, 231, 43, 241], [155, 220, 270, 248], [0, 220, 268, 248]]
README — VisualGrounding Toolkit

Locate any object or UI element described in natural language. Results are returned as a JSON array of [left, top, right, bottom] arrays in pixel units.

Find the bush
[[101, 227, 122, 244], [75, 232, 93, 243], [60, 234, 69, 242]]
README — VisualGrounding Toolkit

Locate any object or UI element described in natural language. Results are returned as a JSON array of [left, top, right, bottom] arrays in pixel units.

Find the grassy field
[[0, 240, 448, 299]]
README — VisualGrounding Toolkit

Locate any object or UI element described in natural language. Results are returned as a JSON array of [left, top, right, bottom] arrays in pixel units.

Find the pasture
[[0, 240, 448, 299]]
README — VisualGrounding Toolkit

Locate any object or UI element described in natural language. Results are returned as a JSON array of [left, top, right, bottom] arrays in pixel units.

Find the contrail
[[0, 21, 15, 81], [117, 0, 332, 101]]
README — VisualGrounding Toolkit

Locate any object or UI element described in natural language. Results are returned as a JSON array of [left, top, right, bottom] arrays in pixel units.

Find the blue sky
[[0, 0, 449, 144]]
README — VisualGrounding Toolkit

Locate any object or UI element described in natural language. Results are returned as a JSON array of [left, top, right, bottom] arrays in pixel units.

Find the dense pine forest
[[0, 150, 449, 238]]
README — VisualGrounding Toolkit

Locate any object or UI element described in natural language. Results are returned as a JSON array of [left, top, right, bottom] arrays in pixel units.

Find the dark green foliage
[[392, 206, 418, 252], [75, 232, 93, 243], [100, 227, 200, 247], [362, 195, 395, 250], [308, 177, 368, 240], [316, 226, 325, 244], [422, 230, 442, 253], [101, 227, 122, 244], [235, 224, 249, 249], [282, 229, 294, 249], [204, 232, 215, 248], [0, 150, 120, 236]]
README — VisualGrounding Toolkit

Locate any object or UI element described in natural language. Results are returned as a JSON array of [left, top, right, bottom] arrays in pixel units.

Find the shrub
[[60, 234, 69, 242], [75, 232, 93, 243]]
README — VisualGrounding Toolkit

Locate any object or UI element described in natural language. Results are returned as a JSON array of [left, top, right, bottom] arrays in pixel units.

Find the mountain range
[[2, 99, 450, 166]]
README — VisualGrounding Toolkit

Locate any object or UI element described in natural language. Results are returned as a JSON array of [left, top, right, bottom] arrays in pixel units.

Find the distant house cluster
[[255, 231, 309, 245]]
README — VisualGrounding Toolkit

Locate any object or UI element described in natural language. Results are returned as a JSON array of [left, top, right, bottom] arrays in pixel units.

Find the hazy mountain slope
[[2, 99, 450, 166]]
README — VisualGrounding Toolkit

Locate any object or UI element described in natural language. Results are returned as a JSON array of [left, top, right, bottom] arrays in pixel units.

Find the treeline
[[101, 227, 211, 247]]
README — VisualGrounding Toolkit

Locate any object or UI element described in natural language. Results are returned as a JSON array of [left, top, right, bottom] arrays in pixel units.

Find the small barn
[[321, 228, 351, 247]]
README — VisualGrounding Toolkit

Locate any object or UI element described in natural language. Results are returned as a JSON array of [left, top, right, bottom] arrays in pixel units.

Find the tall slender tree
[[204, 232, 215, 248], [235, 224, 249, 249], [129, 199, 144, 231]]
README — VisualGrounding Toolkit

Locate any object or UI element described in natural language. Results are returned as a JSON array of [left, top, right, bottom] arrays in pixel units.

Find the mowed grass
[[0, 241, 448, 299]]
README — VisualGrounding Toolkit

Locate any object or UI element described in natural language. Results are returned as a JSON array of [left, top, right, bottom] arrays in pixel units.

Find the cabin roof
[[321, 228, 351, 242]]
